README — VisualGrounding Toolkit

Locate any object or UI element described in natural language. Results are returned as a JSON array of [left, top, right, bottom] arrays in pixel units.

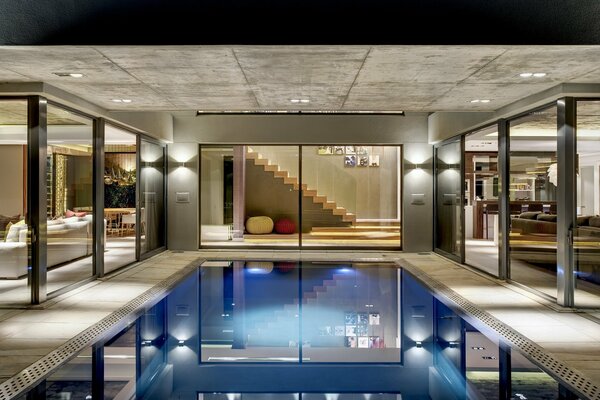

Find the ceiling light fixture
[[533, 72, 547, 77], [519, 72, 533, 78], [290, 99, 310, 104], [290, 99, 301, 103], [471, 99, 490, 104], [112, 99, 132, 103], [53, 72, 85, 78]]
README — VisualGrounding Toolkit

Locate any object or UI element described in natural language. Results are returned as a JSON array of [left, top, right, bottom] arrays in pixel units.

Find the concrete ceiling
[[1, 46, 600, 112]]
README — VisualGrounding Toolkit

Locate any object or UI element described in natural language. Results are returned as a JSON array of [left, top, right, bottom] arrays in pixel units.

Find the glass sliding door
[[104, 124, 137, 273], [435, 139, 463, 260], [464, 126, 499, 276], [508, 104, 558, 299], [301, 146, 401, 248], [0, 99, 30, 305], [46, 103, 94, 294], [140, 139, 165, 256], [573, 100, 600, 307], [201, 145, 300, 247]]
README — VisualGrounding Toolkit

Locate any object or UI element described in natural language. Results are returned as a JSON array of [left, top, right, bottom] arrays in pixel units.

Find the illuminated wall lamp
[[415, 341, 423, 348], [178, 339, 186, 347]]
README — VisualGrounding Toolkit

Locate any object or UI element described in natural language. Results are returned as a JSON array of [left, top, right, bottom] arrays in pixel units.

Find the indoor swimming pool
[[11, 261, 584, 399]]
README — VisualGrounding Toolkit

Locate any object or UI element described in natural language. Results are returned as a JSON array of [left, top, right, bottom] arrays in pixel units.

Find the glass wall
[[104, 124, 138, 273], [508, 105, 558, 299], [46, 104, 95, 295], [464, 126, 499, 276], [574, 100, 600, 307], [200, 145, 401, 248], [435, 139, 462, 259], [301, 146, 401, 248], [0, 99, 30, 305], [140, 139, 166, 256]]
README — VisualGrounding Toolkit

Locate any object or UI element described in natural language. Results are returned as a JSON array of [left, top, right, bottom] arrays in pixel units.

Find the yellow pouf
[[246, 216, 274, 234]]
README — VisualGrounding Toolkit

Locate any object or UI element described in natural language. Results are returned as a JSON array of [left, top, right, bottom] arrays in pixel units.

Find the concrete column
[[167, 143, 199, 250], [233, 146, 246, 240], [402, 143, 434, 252]]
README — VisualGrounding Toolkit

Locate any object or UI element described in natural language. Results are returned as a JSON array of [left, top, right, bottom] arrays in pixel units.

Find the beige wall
[[0, 145, 24, 216]]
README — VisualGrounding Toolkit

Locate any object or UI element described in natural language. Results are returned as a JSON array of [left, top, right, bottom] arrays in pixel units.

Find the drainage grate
[[0, 259, 203, 400], [398, 258, 599, 400]]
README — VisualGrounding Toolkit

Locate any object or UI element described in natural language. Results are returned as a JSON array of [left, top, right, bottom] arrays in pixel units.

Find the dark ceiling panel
[[1, 0, 600, 45]]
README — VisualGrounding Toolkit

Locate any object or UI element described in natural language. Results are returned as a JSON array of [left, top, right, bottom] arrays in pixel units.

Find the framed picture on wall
[[334, 146, 345, 155], [369, 312, 380, 325], [318, 146, 333, 155], [345, 336, 357, 348], [355, 146, 368, 155], [345, 155, 357, 167], [345, 146, 356, 154], [358, 155, 369, 167], [369, 155, 380, 167]]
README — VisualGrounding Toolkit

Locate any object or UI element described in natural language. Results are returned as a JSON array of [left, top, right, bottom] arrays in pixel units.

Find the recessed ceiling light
[[480, 99, 491, 103], [290, 99, 300, 103], [300, 99, 310, 103], [112, 99, 132, 103], [470, 99, 481, 103], [53, 72, 85, 78], [520, 72, 547, 78], [121, 99, 132, 103]]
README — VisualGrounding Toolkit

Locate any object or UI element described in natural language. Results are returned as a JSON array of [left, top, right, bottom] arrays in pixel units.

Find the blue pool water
[[17, 261, 580, 400]]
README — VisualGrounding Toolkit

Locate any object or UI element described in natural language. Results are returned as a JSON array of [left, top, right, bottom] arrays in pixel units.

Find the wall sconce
[[178, 339, 186, 347], [141, 340, 153, 346], [449, 341, 459, 348], [415, 341, 423, 348]]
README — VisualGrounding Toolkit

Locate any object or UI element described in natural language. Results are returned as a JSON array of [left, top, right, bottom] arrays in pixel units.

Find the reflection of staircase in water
[[246, 148, 400, 241], [246, 273, 357, 346]]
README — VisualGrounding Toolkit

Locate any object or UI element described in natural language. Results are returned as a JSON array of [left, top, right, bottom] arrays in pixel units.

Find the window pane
[[465, 126, 499, 276], [574, 100, 600, 307], [0, 99, 30, 305], [201, 145, 300, 247], [435, 140, 462, 258], [104, 124, 137, 273], [301, 146, 401, 248], [140, 139, 165, 255], [46, 104, 94, 295], [508, 105, 558, 299]]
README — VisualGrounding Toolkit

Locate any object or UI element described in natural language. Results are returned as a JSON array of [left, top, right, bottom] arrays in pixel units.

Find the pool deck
[[0, 250, 599, 397]]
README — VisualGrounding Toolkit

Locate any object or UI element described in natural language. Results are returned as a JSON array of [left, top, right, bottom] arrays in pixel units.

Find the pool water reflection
[[19, 261, 579, 400]]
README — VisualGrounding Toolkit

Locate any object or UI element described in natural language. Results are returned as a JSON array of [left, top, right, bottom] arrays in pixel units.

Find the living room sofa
[[0, 215, 94, 279]]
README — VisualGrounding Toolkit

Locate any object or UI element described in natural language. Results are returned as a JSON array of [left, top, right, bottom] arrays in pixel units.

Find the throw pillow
[[589, 216, 600, 228], [577, 215, 593, 226], [519, 211, 541, 220], [75, 211, 87, 217], [65, 209, 76, 218], [0, 214, 21, 235], [537, 214, 557, 222]]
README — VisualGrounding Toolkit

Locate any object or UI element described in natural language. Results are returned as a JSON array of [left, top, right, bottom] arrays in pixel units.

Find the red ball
[[274, 218, 296, 234]]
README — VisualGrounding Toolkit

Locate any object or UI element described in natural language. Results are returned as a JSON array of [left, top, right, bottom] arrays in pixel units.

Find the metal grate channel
[[398, 258, 599, 400], [0, 259, 203, 400]]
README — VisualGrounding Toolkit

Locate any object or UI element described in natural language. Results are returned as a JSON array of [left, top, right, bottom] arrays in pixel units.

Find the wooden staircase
[[246, 149, 356, 223]]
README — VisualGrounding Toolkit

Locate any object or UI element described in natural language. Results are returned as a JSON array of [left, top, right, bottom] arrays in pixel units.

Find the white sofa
[[0, 216, 94, 279]]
